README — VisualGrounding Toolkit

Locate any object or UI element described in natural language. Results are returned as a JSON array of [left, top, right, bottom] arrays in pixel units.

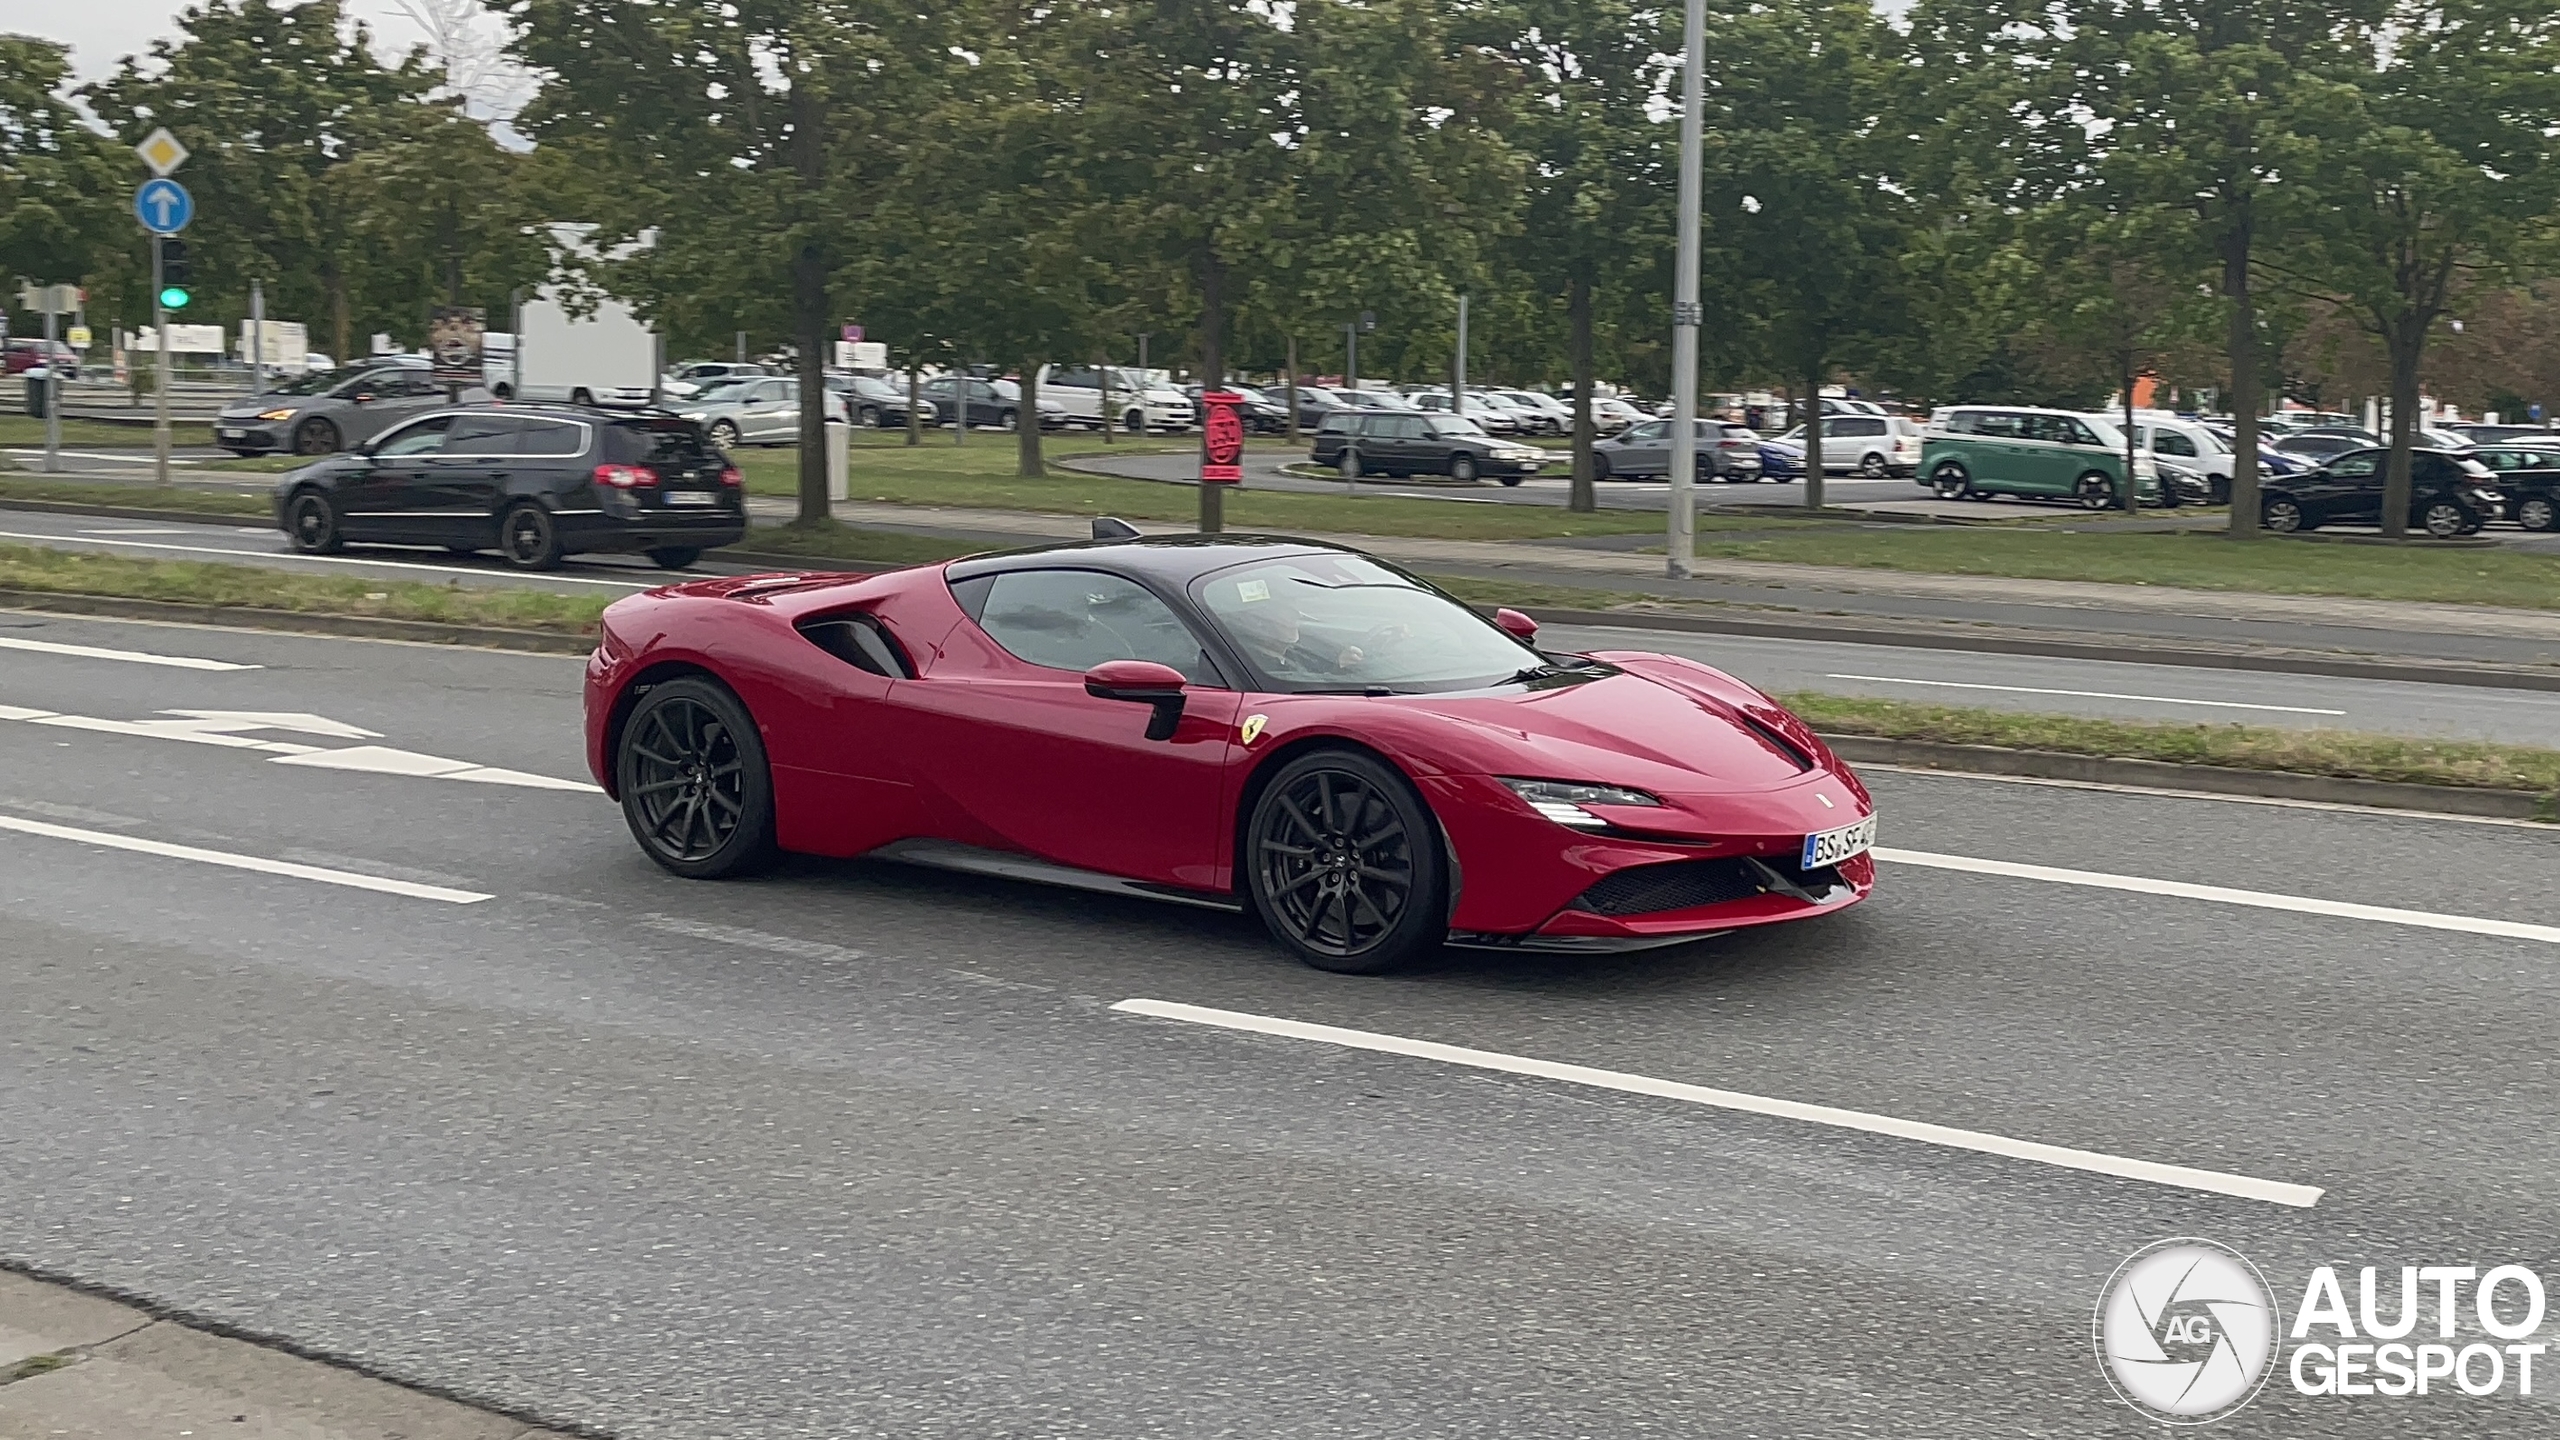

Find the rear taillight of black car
[[594, 463, 656, 490]]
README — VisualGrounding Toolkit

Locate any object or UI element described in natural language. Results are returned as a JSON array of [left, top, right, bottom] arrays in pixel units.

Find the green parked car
[[1921, 406, 2163, 507]]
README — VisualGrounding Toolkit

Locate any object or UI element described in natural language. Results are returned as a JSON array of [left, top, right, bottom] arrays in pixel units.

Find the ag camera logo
[[2094, 1238, 2281, 1424]]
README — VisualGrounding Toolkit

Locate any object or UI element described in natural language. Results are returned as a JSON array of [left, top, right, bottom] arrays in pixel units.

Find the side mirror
[[1084, 659, 1189, 741], [1493, 607, 1539, 640]]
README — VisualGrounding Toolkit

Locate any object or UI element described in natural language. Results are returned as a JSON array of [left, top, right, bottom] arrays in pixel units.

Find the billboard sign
[[429, 306, 486, 384]]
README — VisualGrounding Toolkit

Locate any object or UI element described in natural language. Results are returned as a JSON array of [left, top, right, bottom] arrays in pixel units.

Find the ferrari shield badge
[[1240, 714, 1268, 745]]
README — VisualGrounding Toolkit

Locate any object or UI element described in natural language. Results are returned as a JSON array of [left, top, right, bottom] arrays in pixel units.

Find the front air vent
[[1571, 859, 1766, 916]]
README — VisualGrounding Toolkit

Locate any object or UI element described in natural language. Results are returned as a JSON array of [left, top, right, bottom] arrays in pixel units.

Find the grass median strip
[[0, 543, 609, 633], [0, 476, 274, 515], [1787, 692, 2560, 796]]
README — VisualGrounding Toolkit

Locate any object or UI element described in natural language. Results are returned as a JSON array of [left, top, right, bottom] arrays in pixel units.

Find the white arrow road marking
[[0, 812, 490, 904], [0, 636, 260, 671], [265, 745, 596, 790], [0, 705, 598, 791], [157, 709, 383, 739], [1112, 999, 2323, 1208]]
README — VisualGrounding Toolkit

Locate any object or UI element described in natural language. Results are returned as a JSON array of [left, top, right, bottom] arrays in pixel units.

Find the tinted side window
[[1942, 411, 1979, 435], [1832, 417, 1886, 437], [1317, 415, 1353, 435], [1973, 412, 2024, 440], [2155, 430, 2199, 457], [445, 415, 524, 454], [2330, 453, 2380, 478], [1050, 368, 1096, 389], [373, 416, 454, 456], [1388, 415, 1426, 439], [518, 420, 587, 456], [611, 421, 715, 465], [975, 570, 1215, 682]]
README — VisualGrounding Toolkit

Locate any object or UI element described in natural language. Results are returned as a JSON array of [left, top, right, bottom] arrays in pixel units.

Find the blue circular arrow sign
[[134, 177, 194, 235]]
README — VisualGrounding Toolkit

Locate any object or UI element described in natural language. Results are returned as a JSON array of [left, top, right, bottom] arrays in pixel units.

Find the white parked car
[[1409, 390, 1520, 435], [1490, 390, 1573, 435], [1776, 414, 1926, 477], [1036, 364, 1196, 432]]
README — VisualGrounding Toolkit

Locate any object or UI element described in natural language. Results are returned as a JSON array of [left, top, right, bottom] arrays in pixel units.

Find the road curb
[[1820, 734, 2555, 820], [0, 590, 595, 654], [1516, 604, 2560, 693]]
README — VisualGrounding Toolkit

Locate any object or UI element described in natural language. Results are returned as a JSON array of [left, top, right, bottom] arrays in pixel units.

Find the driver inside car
[[1220, 581, 1414, 679]]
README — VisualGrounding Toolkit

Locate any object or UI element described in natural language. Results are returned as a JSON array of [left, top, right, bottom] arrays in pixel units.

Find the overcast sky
[[22, 0, 483, 87]]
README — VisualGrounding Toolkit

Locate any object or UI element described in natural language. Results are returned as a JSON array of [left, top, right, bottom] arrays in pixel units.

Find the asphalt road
[[4, 613, 2559, 1437]]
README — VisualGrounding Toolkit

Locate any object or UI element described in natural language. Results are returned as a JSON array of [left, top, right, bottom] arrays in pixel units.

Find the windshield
[[1195, 553, 1546, 693]]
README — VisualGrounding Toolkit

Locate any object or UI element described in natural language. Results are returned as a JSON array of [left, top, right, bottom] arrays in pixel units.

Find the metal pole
[[736, 330, 746, 364], [1455, 293, 1469, 420], [1665, 0, 1706, 580], [250, 281, 265, 396], [1345, 323, 1357, 402], [42, 304, 60, 473], [153, 237, 171, 487]]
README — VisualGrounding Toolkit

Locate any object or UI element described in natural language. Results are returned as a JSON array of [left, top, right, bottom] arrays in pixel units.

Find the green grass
[[0, 542, 608, 633], [1788, 692, 2560, 797], [736, 519, 990, 567], [0, 415, 210, 447], [0, 476, 274, 514], [735, 443, 1800, 543], [1704, 527, 2560, 610]]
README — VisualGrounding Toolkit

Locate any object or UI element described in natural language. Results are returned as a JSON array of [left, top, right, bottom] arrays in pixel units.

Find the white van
[[1036, 365, 1196, 433]]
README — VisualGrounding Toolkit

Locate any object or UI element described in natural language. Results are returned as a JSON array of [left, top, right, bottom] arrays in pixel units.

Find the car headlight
[[255, 408, 297, 421], [1500, 777, 1662, 829]]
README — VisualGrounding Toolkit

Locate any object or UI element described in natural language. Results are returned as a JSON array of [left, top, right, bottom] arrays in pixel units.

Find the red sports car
[[583, 528, 1875, 973]]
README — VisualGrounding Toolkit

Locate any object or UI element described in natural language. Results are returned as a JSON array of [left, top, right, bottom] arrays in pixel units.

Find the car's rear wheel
[[2262, 496, 2307, 533], [1449, 453, 1478, 483], [291, 418, 340, 456], [2421, 501, 2472, 540], [2519, 496, 2557, 531], [1247, 749, 1445, 974], [1859, 451, 1887, 478], [1591, 452, 1613, 481], [1498, 474, 1523, 487], [617, 676, 777, 879], [499, 501, 563, 570], [998, 409, 1019, 432], [2075, 472, 2117, 510], [857, 404, 882, 427], [1930, 460, 1971, 499], [647, 546, 701, 570], [284, 489, 342, 554]]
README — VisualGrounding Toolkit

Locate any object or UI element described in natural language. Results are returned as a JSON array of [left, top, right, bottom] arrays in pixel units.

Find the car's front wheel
[[1930, 461, 1971, 500], [284, 489, 342, 554], [1859, 451, 1888, 478], [1338, 450, 1363, 481], [2075, 472, 2118, 510], [2519, 496, 2557, 531], [1247, 748, 1445, 974], [998, 409, 1019, 432], [617, 676, 778, 879], [2421, 501, 2473, 540], [857, 405, 882, 428], [647, 547, 701, 570], [708, 420, 742, 449], [291, 418, 340, 456], [1449, 453, 1479, 483], [1591, 452, 1613, 481], [2262, 495, 2308, 533]]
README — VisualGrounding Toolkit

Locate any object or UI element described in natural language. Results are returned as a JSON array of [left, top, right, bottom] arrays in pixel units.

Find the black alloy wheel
[[617, 676, 777, 878], [500, 501, 564, 570], [2519, 496, 2556, 531], [1930, 461, 1971, 500], [285, 490, 343, 554], [291, 418, 340, 456], [2262, 495, 2307, 533], [1248, 749, 1445, 974], [2075, 472, 2117, 510], [1449, 453, 1479, 483], [2421, 501, 2472, 540], [647, 546, 701, 570], [1859, 451, 1888, 478]]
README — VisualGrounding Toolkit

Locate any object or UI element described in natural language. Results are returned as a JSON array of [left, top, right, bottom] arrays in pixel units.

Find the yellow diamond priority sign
[[136, 127, 188, 177]]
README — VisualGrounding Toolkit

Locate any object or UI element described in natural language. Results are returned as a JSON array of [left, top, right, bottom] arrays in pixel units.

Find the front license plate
[[1802, 815, 1875, 870], [217, 428, 245, 439], [664, 490, 716, 507]]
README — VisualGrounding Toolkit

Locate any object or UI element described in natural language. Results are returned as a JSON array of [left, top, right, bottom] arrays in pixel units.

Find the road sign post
[[154, 238, 171, 486], [42, 307, 59, 474], [1199, 390, 1245, 535]]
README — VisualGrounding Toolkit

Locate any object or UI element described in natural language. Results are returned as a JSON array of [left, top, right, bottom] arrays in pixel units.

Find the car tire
[[708, 420, 742, 449], [1449, 453, 1479, 483], [2262, 496, 2307, 533], [616, 675, 779, 880], [443, 545, 480, 557], [284, 489, 343, 554], [857, 405, 882, 428], [1498, 474, 1522, 487], [1930, 461, 1972, 500], [647, 547, 702, 570], [491, 383, 513, 401], [1246, 748, 1446, 975], [1123, 408, 1146, 435], [570, 388, 595, 407], [499, 501, 564, 570], [1338, 450, 1363, 481], [998, 409, 1019, 432], [291, 418, 340, 457], [2519, 496, 2557, 531], [1591, 452, 1613, 481], [1859, 451, 1887, 478], [2075, 472, 2117, 510], [2421, 501, 2472, 540]]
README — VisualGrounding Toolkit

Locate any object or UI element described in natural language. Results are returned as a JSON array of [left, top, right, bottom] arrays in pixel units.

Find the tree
[[2271, 0, 2560, 537], [0, 37, 123, 299]]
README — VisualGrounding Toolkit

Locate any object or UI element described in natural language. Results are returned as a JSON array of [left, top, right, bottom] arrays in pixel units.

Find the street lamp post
[[1666, 0, 1705, 580]]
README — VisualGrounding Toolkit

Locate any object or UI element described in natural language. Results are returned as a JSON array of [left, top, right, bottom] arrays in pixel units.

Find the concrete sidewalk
[[0, 1271, 569, 1440]]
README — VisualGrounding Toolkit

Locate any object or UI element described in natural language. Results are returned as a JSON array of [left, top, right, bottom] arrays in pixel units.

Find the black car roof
[[943, 533, 1349, 586]]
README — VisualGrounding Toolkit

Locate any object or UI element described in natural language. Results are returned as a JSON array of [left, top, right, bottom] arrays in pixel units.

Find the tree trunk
[[326, 259, 349, 366], [1803, 358, 1826, 511], [1198, 246, 1226, 534], [1098, 354, 1114, 444], [1017, 362, 1045, 477], [906, 364, 921, 446], [2121, 355, 2139, 511], [2378, 319, 2423, 540], [1568, 274, 1596, 513], [792, 240, 830, 523], [2221, 215, 2261, 538], [1284, 334, 1299, 441]]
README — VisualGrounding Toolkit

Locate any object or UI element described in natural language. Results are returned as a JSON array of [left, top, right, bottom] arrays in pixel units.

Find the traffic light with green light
[[159, 239, 191, 309]]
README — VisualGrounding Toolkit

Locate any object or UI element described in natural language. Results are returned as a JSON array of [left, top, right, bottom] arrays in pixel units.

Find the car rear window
[[610, 419, 718, 465]]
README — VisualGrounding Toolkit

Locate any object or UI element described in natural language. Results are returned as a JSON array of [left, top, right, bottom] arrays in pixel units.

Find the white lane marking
[[1112, 998, 2321, 1208], [1824, 673, 2345, 715], [2, 449, 202, 466], [0, 705, 56, 721], [0, 635, 260, 671], [77, 527, 196, 536], [263, 744, 600, 791], [0, 529, 659, 590], [0, 812, 491, 903], [159, 709, 381, 739], [0, 705, 598, 792], [1856, 762, 2560, 831], [1876, 847, 2560, 945]]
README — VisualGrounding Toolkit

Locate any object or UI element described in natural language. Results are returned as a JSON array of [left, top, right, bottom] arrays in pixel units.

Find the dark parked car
[[1308, 411, 1546, 484], [1293, 384, 1355, 431], [1591, 419, 1764, 481], [4, 339, 79, 379], [1756, 436, 1804, 480], [216, 359, 485, 457], [272, 405, 745, 571], [2269, 429, 2380, 465], [1182, 382, 1291, 433], [827, 372, 938, 428], [2257, 447, 2506, 538], [2452, 423, 2557, 446], [2471, 444, 2560, 530], [921, 375, 1065, 431]]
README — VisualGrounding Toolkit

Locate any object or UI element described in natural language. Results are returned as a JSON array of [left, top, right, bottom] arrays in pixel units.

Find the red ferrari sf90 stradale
[[583, 528, 1875, 972]]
